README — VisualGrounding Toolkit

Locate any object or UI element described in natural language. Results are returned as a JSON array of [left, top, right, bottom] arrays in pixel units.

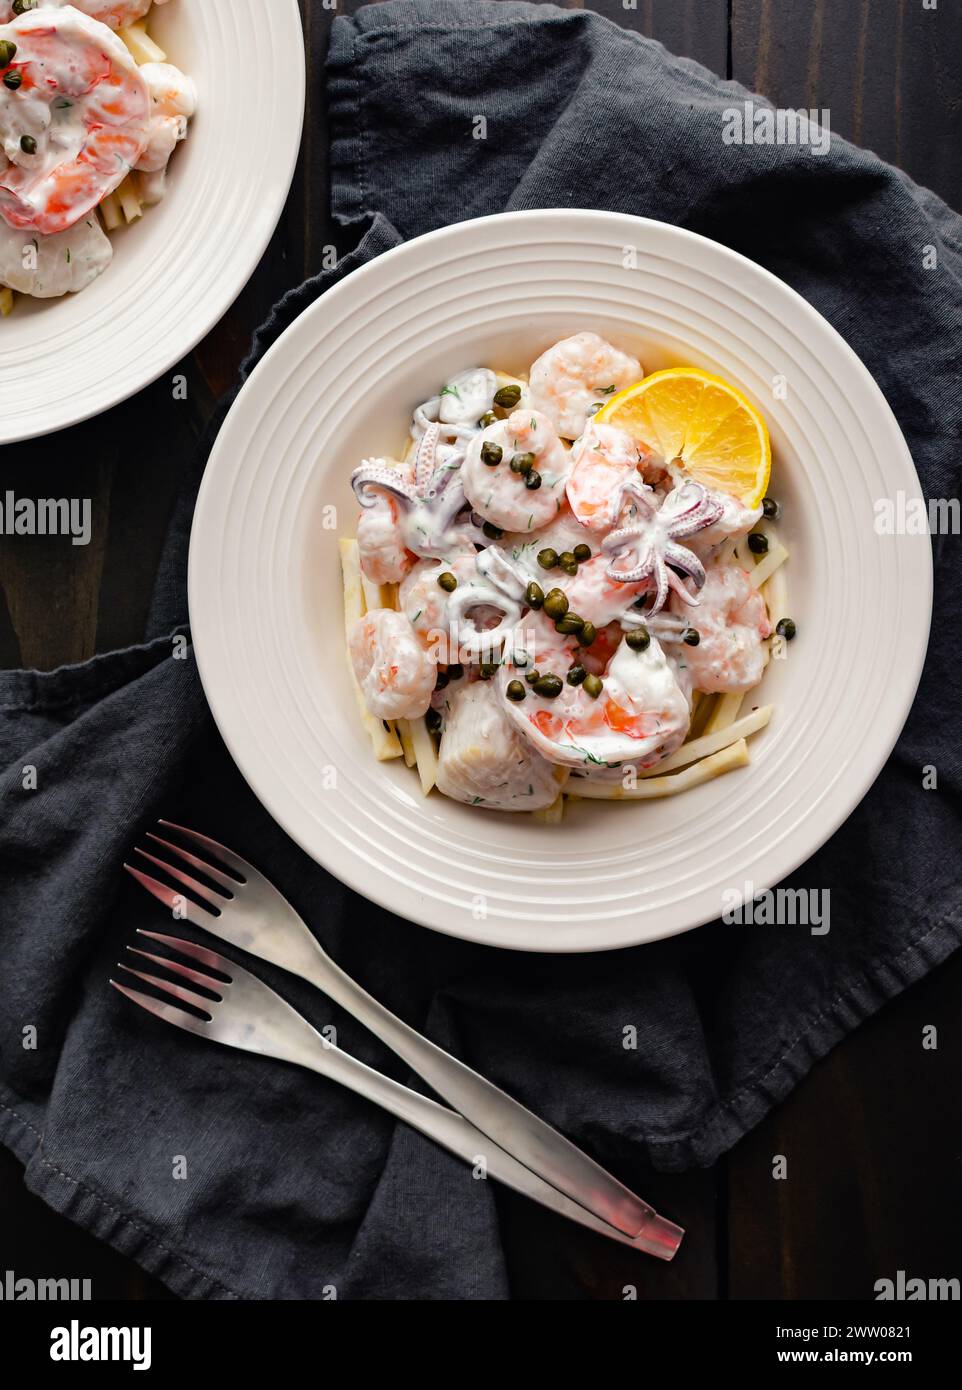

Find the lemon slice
[[595, 367, 771, 507]]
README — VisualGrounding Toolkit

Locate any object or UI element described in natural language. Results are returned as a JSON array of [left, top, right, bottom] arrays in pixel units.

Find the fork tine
[[157, 820, 253, 882], [126, 946, 229, 993], [133, 848, 227, 908], [144, 832, 239, 893], [136, 929, 236, 975], [123, 863, 219, 929], [110, 980, 211, 1038], [117, 963, 218, 1014]]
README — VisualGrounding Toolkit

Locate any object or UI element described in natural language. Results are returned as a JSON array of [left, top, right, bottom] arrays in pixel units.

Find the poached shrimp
[[461, 409, 571, 533], [528, 332, 642, 440], [357, 457, 418, 586], [349, 607, 436, 722], [566, 422, 650, 533], [498, 612, 691, 770], [671, 561, 772, 692], [0, 7, 150, 235]]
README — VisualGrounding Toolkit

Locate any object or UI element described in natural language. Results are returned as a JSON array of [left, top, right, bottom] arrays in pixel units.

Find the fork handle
[[296, 948, 671, 1245], [277, 1023, 682, 1259]]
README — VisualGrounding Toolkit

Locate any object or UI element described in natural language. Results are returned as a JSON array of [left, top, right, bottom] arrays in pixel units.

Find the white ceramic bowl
[[0, 0, 305, 444], [189, 210, 932, 953]]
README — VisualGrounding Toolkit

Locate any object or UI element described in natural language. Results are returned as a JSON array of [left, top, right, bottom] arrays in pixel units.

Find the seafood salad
[[341, 332, 796, 818], [0, 0, 195, 312]]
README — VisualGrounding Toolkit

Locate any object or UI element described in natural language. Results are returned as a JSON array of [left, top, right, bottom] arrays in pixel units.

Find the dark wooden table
[[1, 0, 960, 1301]]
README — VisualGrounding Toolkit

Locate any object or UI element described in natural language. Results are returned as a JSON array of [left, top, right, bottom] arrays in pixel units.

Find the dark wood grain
[[0, 0, 959, 1303]]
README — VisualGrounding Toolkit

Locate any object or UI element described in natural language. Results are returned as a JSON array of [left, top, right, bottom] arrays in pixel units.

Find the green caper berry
[[532, 674, 563, 699], [525, 581, 544, 610], [524, 470, 542, 490], [506, 680, 527, 702], [493, 384, 522, 408], [558, 551, 576, 569], [0, 40, 17, 66], [583, 673, 603, 699], [572, 543, 591, 563], [747, 532, 769, 554], [762, 496, 779, 519], [479, 662, 499, 680], [13, 0, 39, 13], [434, 670, 449, 691], [437, 571, 458, 592], [447, 663, 464, 681], [19, 134, 36, 154], [683, 628, 701, 646], [482, 521, 504, 540], [478, 411, 497, 428], [524, 668, 541, 685], [3, 69, 23, 90], [559, 557, 578, 576], [513, 652, 529, 668], [542, 588, 569, 620], [625, 627, 650, 652], [566, 665, 587, 687], [588, 402, 604, 417], [480, 442, 503, 467], [537, 548, 558, 570], [775, 617, 797, 641], [426, 708, 442, 733], [509, 452, 535, 475], [577, 621, 597, 647], [555, 612, 585, 636]]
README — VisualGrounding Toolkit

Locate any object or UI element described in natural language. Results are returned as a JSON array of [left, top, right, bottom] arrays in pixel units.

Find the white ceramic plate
[[0, 0, 305, 443], [189, 210, 932, 953]]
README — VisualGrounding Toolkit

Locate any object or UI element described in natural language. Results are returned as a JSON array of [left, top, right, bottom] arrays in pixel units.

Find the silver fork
[[123, 821, 681, 1252], [112, 932, 682, 1258]]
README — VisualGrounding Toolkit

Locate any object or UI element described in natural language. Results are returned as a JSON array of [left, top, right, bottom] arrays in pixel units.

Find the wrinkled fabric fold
[[1, 0, 960, 1300]]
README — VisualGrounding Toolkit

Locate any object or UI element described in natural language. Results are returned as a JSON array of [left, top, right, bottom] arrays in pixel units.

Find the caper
[[434, 670, 449, 691], [537, 548, 558, 570], [775, 617, 797, 641], [437, 571, 458, 592], [478, 662, 499, 680], [19, 134, 36, 154], [506, 680, 527, 702], [13, 0, 39, 13], [513, 652, 529, 668], [447, 663, 464, 681], [525, 581, 544, 610], [555, 612, 585, 636], [482, 521, 503, 540], [532, 674, 563, 699], [3, 69, 23, 90], [683, 628, 701, 646], [480, 442, 503, 467], [524, 470, 542, 490], [747, 532, 769, 554], [0, 40, 17, 66], [566, 665, 587, 687], [573, 543, 591, 563], [524, 668, 541, 685], [509, 452, 535, 475], [762, 496, 779, 519], [583, 673, 603, 699], [588, 402, 604, 417], [493, 384, 522, 408], [426, 708, 442, 733], [478, 411, 497, 428], [577, 621, 597, 647], [542, 588, 569, 620], [625, 627, 650, 652]]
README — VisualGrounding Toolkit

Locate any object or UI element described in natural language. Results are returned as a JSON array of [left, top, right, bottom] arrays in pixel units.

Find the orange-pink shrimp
[[670, 562, 772, 692], [0, 8, 150, 235], [348, 608, 436, 722], [528, 332, 642, 440], [566, 422, 650, 532], [357, 458, 418, 586], [0, 2, 168, 29]]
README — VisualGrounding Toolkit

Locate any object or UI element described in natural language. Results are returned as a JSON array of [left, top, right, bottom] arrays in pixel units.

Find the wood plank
[[732, 0, 962, 210], [728, 948, 962, 1298]]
